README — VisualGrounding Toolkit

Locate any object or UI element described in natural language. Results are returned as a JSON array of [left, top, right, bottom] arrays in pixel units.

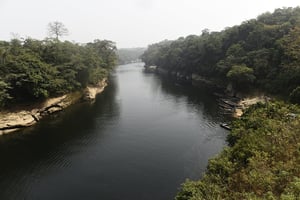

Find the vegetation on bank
[[140, 7, 300, 199], [0, 37, 117, 107], [176, 102, 300, 199], [141, 7, 300, 102], [117, 47, 146, 65]]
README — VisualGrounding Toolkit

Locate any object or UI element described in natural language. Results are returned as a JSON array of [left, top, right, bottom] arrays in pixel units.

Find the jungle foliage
[[117, 47, 146, 65], [141, 7, 300, 102], [0, 38, 117, 106], [140, 7, 300, 199], [176, 102, 300, 199]]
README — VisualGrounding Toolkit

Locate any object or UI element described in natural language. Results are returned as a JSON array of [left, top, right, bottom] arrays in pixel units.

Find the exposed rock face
[[0, 79, 108, 135], [83, 79, 107, 101], [0, 95, 72, 135], [0, 111, 37, 135]]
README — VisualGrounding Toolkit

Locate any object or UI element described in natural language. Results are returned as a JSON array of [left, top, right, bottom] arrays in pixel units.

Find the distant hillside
[[141, 7, 300, 103], [117, 47, 146, 65]]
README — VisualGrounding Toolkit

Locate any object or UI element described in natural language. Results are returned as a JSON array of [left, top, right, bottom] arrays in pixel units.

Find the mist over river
[[0, 63, 227, 200]]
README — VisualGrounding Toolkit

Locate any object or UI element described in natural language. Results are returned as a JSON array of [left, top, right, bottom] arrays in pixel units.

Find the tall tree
[[47, 21, 69, 40]]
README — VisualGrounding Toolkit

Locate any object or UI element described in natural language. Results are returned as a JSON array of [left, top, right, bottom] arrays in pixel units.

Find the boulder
[[83, 79, 107, 101]]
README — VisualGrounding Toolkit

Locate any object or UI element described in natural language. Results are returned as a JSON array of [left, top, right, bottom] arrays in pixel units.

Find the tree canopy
[[0, 38, 117, 107], [117, 47, 146, 65], [140, 7, 300, 199], [141, 7, 300, 100], [176, 102, 300, 199]]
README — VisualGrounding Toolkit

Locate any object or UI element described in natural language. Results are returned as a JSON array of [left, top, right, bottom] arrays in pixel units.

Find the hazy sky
[[0, 0, 299, 48]]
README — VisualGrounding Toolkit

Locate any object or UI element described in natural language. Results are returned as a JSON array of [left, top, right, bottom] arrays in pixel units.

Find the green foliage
[[117, 48, 146, 65], [290, 86, 300, 104], [86, 39, 117, 70], [226, 65, 256, 89], [0, 80, 11, 106], [281, 178, 300, 199], [141, 7, 300, 94], [0, 38, 117, 106], [175, 179, 223, 200], [176, 102, 300, 199], [88, 67, 108, 85], [140, 40, 173, 67]]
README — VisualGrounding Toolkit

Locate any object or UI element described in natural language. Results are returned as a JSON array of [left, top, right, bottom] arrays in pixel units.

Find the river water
[[0, 63, 227, 200]]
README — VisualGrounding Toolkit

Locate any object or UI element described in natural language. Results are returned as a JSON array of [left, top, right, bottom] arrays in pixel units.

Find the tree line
[[0, 37, 117, 107], [117, 47, 146, 65], [141, 7, 300, 103]]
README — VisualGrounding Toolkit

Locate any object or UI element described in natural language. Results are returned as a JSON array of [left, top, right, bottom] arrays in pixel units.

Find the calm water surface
[[0, 63, 227, 200]]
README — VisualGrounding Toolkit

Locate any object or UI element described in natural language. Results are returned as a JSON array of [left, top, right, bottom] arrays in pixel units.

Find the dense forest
[[117, 47, 146, 65], [176, 102, 300, 199], [141, 7, 300, 103], [0, 38, 117, 107], [141, 7, 300, 199]]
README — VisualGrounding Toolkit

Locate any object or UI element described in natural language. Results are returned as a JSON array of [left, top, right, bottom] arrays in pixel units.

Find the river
[[0, 63, 227, 200]]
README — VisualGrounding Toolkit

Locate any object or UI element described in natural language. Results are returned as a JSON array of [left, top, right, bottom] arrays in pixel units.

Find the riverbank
[[154, 66, 225, 90], [150, 65, 297, 199], [233, 96, 270, 117], [176, 102, 300, 199], [0, 79, 107, 135], [145, 65, 270, 118], [218, 95, 269, 118]]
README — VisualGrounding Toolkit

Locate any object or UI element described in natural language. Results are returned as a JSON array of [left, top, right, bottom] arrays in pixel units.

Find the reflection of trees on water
[[0, 75, 120, 200], [150, 76, 228, 181], [156, 76, 225, 122], [158, 76, 230, 140], [0, 65, 228, 200]]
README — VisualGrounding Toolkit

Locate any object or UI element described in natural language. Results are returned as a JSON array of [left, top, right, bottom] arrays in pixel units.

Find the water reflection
[[0, 76, 120, 200], [0, 63, 226, 200]]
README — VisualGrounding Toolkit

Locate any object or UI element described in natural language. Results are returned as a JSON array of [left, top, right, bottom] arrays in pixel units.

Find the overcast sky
[[0, 0, 299, 48]]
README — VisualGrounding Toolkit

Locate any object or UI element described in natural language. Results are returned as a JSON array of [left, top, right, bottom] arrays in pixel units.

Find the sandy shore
[[234, 96, 269, 117]]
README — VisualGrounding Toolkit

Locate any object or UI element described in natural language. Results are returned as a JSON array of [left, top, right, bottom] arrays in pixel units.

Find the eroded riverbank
[[0, 79, 107, 135]]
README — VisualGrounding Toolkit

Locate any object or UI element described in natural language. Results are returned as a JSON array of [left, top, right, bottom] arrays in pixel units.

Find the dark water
[[0, 63, 227, 200]]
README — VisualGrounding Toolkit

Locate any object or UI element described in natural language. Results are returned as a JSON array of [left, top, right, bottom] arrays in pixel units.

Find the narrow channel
[[0, 63, 227, 200]]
